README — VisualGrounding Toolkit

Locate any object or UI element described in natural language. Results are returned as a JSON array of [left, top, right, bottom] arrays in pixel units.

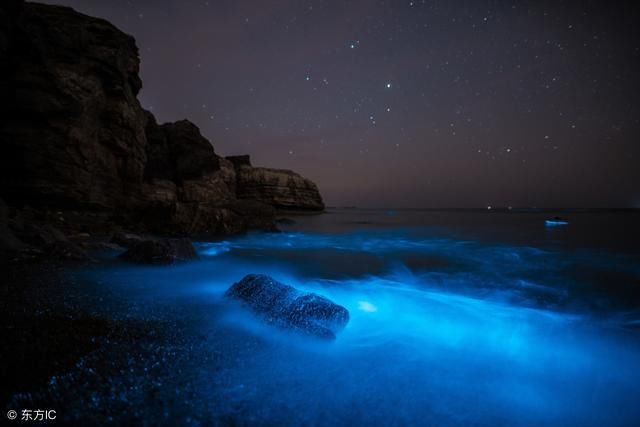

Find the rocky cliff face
[[228, 156, 324, 211], [0, 1, 146, 210], [0, 1, 323, 238]]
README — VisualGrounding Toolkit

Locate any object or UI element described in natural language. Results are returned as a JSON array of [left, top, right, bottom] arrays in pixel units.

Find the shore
[[3, 254, 223, 425], [4, 209, 640, 426]]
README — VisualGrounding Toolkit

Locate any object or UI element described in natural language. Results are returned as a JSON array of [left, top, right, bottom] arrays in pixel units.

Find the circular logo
[[7, 410, 17, 420]]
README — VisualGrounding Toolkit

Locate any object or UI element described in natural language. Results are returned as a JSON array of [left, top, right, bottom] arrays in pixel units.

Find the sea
[[62, 208, 640, 426]]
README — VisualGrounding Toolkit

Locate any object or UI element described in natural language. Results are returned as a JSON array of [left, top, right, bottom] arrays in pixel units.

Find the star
[[386, 83, 392, 89]]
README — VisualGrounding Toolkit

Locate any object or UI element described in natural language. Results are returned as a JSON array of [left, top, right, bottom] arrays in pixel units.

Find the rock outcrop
[[225, 274, 349, 340], [0, 1, 324, 239], [0, 198, 92, 262], [0, 1, 146, 211], [120, 237, 197, 264], [144, 113, 222, 185], [228, 156, 324, 211]]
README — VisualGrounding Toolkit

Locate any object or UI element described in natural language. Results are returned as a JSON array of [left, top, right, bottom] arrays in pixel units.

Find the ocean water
[[71, 209, 640, 426]]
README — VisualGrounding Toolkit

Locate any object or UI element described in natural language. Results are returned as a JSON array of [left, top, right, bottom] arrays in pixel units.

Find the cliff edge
[[0, 1, 324, 239]]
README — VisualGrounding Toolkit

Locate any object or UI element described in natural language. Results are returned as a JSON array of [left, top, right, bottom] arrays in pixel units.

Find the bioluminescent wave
[[196, 229, 640, 314], [72, 220, 640, 426]]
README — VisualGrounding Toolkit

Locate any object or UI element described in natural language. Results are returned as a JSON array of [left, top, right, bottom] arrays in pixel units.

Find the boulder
[[225, 274, 349, 340], [120, 237, 197, 264]]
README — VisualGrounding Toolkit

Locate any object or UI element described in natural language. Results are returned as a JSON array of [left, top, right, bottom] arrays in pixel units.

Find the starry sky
[[39, 0, 640, 208]]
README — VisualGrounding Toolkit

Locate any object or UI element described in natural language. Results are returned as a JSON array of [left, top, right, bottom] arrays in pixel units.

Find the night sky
[[39, 0, 640, 208]]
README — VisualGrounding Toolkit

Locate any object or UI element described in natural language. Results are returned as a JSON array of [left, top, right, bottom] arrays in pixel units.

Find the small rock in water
[[225, 274, 349, 340], [120, 238, 197, 264]]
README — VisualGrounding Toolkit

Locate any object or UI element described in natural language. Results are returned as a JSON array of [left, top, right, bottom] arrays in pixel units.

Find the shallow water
[[70, 209, 640, 426]]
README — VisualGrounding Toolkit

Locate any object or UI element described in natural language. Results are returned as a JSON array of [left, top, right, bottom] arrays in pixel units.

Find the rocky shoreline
[[0, 1, 332, 417], [0, 0, 324, 265]]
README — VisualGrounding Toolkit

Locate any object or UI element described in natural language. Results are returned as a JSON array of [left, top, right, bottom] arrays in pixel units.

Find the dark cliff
[[0, 1, 324, 238], [0, 1, 146, 210]]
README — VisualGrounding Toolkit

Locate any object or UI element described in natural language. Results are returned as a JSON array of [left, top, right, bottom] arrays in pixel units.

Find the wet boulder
[[120, 237, 197, 264], [225, 274, 349, 340]]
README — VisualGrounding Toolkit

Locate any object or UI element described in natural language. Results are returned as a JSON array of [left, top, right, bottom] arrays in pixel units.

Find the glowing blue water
[[545, 219, 569, 226], [75, 210, 640, 426]]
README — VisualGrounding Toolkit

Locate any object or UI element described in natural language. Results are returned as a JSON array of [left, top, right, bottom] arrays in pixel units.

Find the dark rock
[[144, 113, 220, 182], [225, 274, 349, 340], [1, 204, 91, 261], [226, 155, 252, 168], [67, 232, 91, 241], [142, 202, 245, 236], [15, 223, 66, 247], [142, 198, 276, 236], [111, 232, 144, 248], [120, 237, 197, 264], [142, 111, 173, 182], [179, 170, 235, 204], [43, 239, 90, 262], [143, 115, 239, 234], [165, 237, 198, 260], [0, 1, 147, 210], [225, 200, 278, 231], [92, 241, 125, 252], [163, 120, 220, 181], [141, 179, 178, 208]]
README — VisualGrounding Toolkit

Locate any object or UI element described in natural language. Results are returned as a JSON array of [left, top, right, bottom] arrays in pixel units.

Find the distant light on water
[[358, 300, 378, 313], [545, 219, 569, 227]]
